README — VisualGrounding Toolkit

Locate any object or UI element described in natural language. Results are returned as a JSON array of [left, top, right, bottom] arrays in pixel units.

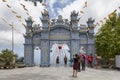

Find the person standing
[[78, 55, 81, 72], [56, 56, 59, 66], [73, 54, 79, 77], [69, 58, 74, 67], [94, 55, 98, 69], [64, 55, 67, 67], [88, 53, 93, 68], [81, 55, 86, 70]]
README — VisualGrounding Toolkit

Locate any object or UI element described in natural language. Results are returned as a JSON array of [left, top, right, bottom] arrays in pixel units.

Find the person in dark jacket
[[73, 54, 79, 77], [81, 55, 86, 70], [78, 55, 81, 72], [64, 55, 67, 67], [56, 56, 59, 66]]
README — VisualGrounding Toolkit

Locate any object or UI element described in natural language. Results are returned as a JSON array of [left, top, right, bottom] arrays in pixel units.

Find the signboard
[[50, 35, 70, 39], [115, 55, 120, 68], [80, 38, 87, 44]]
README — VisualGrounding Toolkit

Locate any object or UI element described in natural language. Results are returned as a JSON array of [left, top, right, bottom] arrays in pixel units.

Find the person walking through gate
[[64, 55, 67, 67], [73, 54, 79, 77], [56, 56, 59, 66]]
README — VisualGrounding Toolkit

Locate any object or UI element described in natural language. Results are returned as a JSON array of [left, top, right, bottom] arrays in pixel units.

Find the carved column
[[24, 39, 34, 67], [40, 40, 50, 67], [70, 40, 79, 58]]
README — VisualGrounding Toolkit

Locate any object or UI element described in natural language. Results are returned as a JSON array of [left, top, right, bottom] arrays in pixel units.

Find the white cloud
[[46, 0, 57, 17], [57, 0, 120, 33], [0, 30, 24, 44], [0, 0, 44, 46], [58, 0, 84, 19]]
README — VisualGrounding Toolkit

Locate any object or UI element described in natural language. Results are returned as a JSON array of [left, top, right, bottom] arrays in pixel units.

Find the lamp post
[[11, 22, 14, 53], [86, 32, 89, 55]]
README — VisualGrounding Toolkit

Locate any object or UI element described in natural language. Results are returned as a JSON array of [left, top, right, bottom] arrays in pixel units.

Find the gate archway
[[24, 11, 95, 67]]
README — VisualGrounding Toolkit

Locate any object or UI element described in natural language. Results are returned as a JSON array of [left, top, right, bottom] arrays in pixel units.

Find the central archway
[[50, 42, 70, 66]]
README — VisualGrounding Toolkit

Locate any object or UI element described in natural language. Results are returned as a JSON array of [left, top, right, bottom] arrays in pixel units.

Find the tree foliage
[[0, 49, 16, 65], [95, 12, 120, 60]]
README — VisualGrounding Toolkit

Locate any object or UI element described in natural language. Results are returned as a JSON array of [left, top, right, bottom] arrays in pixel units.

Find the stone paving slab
[[0, 66, 120, 80]]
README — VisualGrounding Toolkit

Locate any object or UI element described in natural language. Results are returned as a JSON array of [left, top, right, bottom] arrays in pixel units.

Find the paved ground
[[0, 66, 120, 80]]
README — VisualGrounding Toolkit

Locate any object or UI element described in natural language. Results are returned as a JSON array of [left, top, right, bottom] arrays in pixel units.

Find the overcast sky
[[0, 0, 120, 57]]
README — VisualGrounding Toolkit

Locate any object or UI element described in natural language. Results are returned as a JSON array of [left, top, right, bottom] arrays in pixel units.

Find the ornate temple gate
[[24, 11, 95, 67]]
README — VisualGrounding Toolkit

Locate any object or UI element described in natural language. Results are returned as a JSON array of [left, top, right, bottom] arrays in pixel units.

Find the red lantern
[[36, 47, 39, 50], [58, 46, 62, 50]]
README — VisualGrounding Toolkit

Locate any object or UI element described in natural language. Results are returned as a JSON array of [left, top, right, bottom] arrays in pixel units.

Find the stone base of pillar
[[40, 64, 50, 67], [25, 63, 35, 67]]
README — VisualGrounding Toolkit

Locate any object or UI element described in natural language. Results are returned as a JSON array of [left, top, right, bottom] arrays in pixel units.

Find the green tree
[[0, 49, 16, 65], [95, 12, 120, 61]]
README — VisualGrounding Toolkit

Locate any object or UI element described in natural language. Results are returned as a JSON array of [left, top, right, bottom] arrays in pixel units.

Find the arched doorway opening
[[50, 43, 70, 66], [34, 46, 41, 66]]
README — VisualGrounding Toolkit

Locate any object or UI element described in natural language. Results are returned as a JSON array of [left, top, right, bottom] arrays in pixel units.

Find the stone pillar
[[40, 40, 50, 67], [24, 44, 34, 67], [70, 40, 79, 58]]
